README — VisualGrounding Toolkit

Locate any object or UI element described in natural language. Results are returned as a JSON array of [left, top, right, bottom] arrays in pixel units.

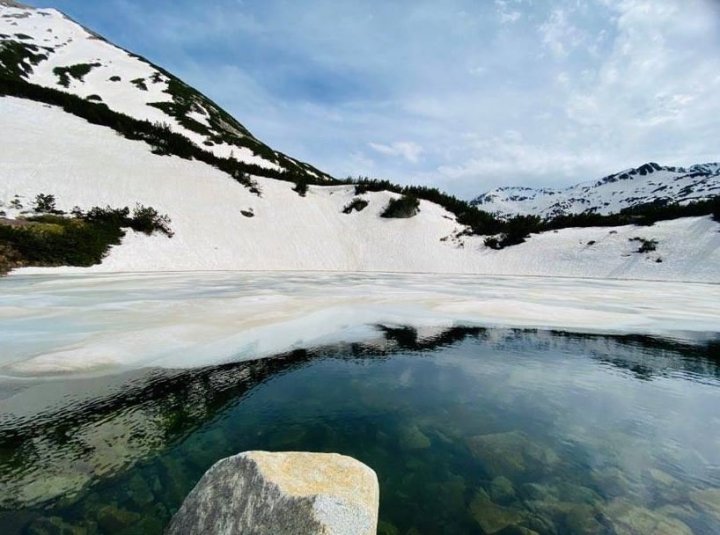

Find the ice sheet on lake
[[1, 272, 719, 378]]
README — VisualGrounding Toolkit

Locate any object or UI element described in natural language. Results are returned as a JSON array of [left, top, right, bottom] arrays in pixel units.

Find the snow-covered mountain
[[472, 162, 720, 219], [0, 0, 329, 179], [1, 1, 719, 282]]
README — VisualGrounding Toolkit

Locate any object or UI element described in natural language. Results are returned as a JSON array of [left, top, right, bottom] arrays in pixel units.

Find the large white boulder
[[167, 451, 379, 535]]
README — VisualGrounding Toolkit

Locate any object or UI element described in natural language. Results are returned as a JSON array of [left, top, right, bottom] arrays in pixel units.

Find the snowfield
[[0, 2, 285, 170], [2, 96, 720, 281], [2, 271, 719, 378]]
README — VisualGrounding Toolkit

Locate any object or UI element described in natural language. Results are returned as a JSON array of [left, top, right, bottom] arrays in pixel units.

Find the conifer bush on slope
[[0, 201, 173, 274], [381, 195, 420, 218], [342, 198, 369, 214]]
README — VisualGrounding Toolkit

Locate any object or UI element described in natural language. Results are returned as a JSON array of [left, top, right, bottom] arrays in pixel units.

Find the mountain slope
[[0, 0, 329, 179], [472, 162, 720, 219], [3, 95, 719, 281], [1, 2, 719, 282], [0, 95, 478, 273]]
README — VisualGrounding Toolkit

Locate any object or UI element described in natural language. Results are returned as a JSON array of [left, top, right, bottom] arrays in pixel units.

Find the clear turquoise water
[[1, 328, 719, 534]]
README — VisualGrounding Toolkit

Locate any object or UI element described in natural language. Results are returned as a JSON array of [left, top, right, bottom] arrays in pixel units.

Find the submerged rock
[[524, 499, 601, 534], [490, 476, 516, 504], [466, 430, 560, 479], [520, 482, 557, 502], [126, 473, 154, 507], [689, 487, 720, 522], [377, 520, 400, 535], [469, 490, 528, 534], [25, 516, 88, 535], [96, 505, 141, 533], [603, 499, 693, 535], [166, 451, 379, 535], [398, 424, 431, 450]]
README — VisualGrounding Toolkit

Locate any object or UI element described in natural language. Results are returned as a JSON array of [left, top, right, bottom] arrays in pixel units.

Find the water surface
[[1, 327, 719, 534]]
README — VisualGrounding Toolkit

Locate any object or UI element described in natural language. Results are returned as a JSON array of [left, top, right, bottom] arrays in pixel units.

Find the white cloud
[[436, 134, 607, 189], [500, 10, 522, 24], [495, 0, 523, 24], [538, 8, 587, 58], [368, 141, 424, 163], [565, 0, 720, 132], [76, 0, 720, 198], [431, 0, 720, 196]]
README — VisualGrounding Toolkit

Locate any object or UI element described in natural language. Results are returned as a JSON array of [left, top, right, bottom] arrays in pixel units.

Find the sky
[[24, 0, 720, 198]]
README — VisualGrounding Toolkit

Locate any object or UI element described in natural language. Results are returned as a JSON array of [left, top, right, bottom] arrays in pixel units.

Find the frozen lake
[[2, 272, 720, 378]]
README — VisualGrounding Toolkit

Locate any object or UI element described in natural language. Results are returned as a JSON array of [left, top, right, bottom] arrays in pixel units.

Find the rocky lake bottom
[[1, 326, 719, 534]]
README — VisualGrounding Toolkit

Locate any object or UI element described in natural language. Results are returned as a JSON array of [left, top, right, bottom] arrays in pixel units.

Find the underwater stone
[[466, 430, 559, 479], [166, 451, 379, 535], [490, 476, 516, 504], [492, 527, 539, 535], [25, 516, 88, 535], [555, 482, 602, 506], [126, 473, 154, 507], [434, 475, 467, 512], [469, 490, 528, 534], [520, 483, 557, 502], [524, 499, 600, 534], [590, 467, 637, 499], [689, 488, 720, 522], [96, 505, 141, 533], [562, 503, 605, 534], [127, 514, 165, 534], [159, 456, 194, 505], [654, 504, 700, 530], [603, 499, 693, 535], [377, 520, 400, 535], [398, 424, 431, 450]]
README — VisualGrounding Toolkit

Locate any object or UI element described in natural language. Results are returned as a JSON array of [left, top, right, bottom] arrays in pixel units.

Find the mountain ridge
[[472, 162, 720, 219], [0, 1, 331, 181]]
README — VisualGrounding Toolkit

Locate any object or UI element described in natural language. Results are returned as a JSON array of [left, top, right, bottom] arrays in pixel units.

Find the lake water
[[1, 274, 720, 534]]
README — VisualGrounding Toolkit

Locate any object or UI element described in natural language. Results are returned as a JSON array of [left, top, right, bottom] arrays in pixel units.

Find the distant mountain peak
[[472, 162, 720, 219]]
